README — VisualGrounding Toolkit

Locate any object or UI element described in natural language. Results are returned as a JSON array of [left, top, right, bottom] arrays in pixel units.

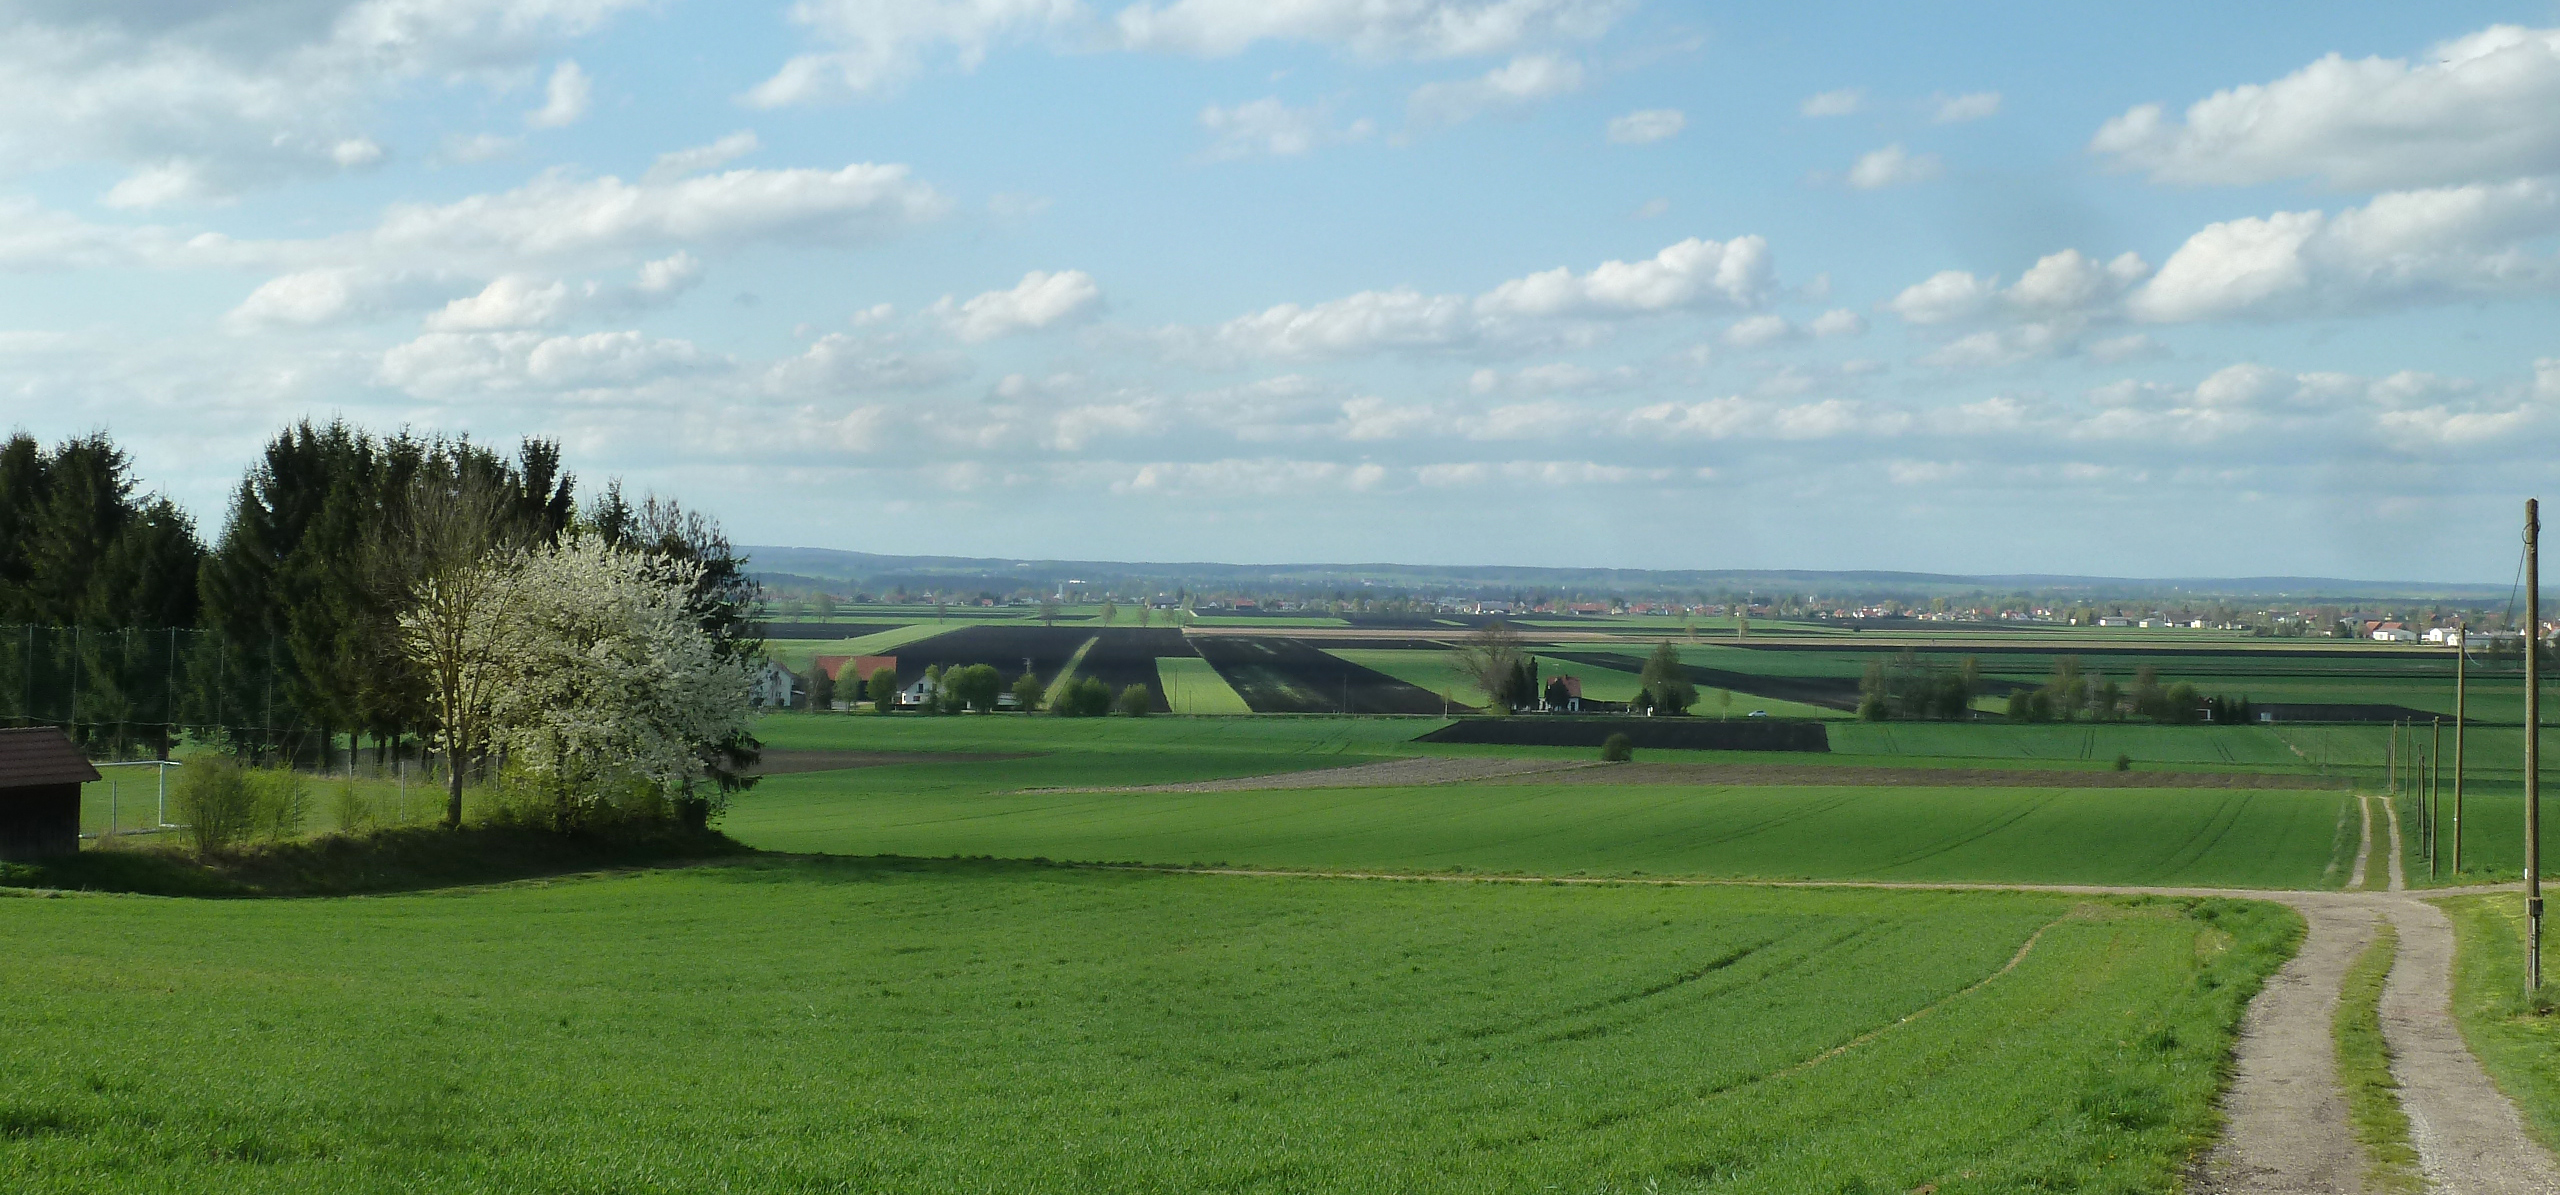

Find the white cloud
[[1801, 88, 1863, 117], [1211, 288, 1475, 358], [1112, 0, 1627, 60], [1808, 308, 1867, 338], [2006, 249, 2150, 312], [766, 333, 970, 395], [1846, 144, 1942, 189], [1409, 54, 1583, 126], [1931, 92, 2001, 124], [418, 253, 703, 332], [377, 329, 717, 397], [526, 60, 593, 128], [1199, 98, 1373, 159], [751, 0, 1626, 105], [1473, 236, 1775, 317], [1633, 197, 1669, 219], [363, 163, 950, 270], [1919, 323, 2066, 370], [441, 133, 523, 163], [2088, 333, 2167, 363], [2092, 25, 2560, 189], [1606, 108, 1685, 144], [224, 268, 457, 331], [0, 0, 648, 204], [645, 132, 761, 182], [932, 270, 1103, 340], [2129, 178, 2560, 321], [1724, 314, 1793, 347], [1884, 270, 1996, 324]]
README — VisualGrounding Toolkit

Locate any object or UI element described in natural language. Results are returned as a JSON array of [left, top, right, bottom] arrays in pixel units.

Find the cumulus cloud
[[1606, 108, 1685, 144], [224, 268, 459, 331], [1196, 235, 1775, 361], [2128, 178, 2560, 321], [1801, 88, 1863, 117], [526, 60, 592, 128], [1846, 144, 1942, 189], [750, 0, 1625, 105], [1808, 308, 1867, 337], [1724, 314, 1793, 347], [765, 333, 971, 394], [0, 0, 647, 204], [377, 329, 718, 397], [1931, 92, 2001, 123], [419, 253, 704, 332], [1409, 54, 1583, 126], [1199, 98, 1374, 159], [2092, 25, 2560, 189], [646, 131, 761, 182], [1883, 250, 2151, 326], [932, 270, 1103, 340], [1884, 270, 1997, 324]]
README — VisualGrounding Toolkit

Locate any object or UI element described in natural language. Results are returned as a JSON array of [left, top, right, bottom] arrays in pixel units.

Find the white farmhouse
[[2369, 622, 2417, 643]]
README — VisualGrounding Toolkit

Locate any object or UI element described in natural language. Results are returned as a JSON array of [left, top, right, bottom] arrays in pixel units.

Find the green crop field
[[2444, 893, 2560, 1153], [1155, 656, 1254, 715], [0, 861, 2293, 1193]]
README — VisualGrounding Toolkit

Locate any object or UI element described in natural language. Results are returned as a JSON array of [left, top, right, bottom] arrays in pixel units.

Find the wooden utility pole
[[2529, 498, 2543, 991], [2431, 717, 2441, 881], [2455, 623, 2467, 875]]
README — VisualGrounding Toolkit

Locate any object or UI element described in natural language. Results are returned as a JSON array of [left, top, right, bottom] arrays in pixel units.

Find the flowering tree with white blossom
[[481, 537, 757, 823]]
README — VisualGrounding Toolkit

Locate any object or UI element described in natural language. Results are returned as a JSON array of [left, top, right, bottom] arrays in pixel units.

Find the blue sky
[[5, 1, 2559, 581]]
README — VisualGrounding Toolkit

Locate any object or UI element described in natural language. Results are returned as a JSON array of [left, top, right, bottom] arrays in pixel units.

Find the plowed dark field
[[883, 626, 1195, 712], [1544, 650, 1866, 711], [1191, 636, 1450, 714]]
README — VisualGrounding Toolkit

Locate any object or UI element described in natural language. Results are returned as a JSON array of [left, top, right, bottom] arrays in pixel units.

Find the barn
[[0, 727, 99, 861]]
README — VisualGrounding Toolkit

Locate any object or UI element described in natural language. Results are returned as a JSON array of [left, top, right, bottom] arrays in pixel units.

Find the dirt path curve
[[2379, 899, 2560, 1192], [2190, 895, 2379, 1194]]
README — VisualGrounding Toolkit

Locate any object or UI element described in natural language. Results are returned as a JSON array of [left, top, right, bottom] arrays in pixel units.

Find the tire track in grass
[[1770, 909, 2070, 1080], [2334, 919, 2424, 1192], [1863, 791, 2064, 875], [2145, 792, 2255, 885]]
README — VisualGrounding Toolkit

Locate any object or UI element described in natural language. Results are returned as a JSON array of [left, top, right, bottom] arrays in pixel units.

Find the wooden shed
[[0, 727, 98, 861]]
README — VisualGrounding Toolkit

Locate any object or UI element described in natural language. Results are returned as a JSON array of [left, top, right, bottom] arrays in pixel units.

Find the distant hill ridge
[[742, 546, 2511, 603]]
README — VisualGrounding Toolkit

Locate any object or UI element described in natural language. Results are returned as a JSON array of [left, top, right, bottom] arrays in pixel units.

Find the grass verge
[[2334, 919, 2423, 1191], [2441, 893, 2560, 1151]]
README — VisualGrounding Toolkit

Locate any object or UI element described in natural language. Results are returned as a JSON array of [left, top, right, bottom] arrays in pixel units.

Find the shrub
[[1114, 684, 1154, 717], [1010, 672, 1045, 713], [1600, 733, 1633, 762], [1053, 677, 1113, 717], [2115, 753, 2133, 772], [249, 768, 311, 840], [330, 779, 370, 833], [174, 757, 257, 854], [869, 667, 898, 713]]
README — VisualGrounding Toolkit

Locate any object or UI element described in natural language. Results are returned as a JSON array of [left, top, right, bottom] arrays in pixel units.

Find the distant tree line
[[2003, 660, 2250, 724], [1856, 651, 1983, 721]]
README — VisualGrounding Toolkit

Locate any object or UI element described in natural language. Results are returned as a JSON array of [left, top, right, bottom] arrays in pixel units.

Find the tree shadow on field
[[693, 853, 1125, 888]]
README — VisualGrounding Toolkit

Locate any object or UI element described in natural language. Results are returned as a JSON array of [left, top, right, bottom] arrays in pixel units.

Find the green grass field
[[2443, 893, 2560, 1154], [0, 861, 2293, 1193], [728, 769, 2357, 888], [1154, 656, 1254, 715]]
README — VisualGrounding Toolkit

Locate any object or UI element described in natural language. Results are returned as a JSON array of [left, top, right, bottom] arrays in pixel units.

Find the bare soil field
[[1190, 635, 1452, 714]]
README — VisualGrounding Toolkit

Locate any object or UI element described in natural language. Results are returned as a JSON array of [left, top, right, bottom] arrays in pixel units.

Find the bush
[[174, 757, 257, 854], [1010, 672, 1045, 713], [1052, 677, 1113, 717], [249, 768, 311, 840], [330, 779, 370, 833], [1114, 684, 1154, 717], [869, 667, 898, 713], [1600, 733, 1633, 762], [2115, 753, 2133, 772]]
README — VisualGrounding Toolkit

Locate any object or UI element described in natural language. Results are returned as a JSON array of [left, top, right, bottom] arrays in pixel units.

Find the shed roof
[[0, 728, 102, 788]]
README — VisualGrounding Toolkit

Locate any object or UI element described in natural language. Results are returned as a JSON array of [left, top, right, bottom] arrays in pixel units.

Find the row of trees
[[2002, 660, 2247, 724], [1856, 652, 1984, 721], [1453, 623, 1699, 714], [4, 421, 763, 826]]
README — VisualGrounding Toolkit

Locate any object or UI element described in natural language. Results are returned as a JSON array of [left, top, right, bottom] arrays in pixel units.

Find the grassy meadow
[[2, 860, 2293, 1194]]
